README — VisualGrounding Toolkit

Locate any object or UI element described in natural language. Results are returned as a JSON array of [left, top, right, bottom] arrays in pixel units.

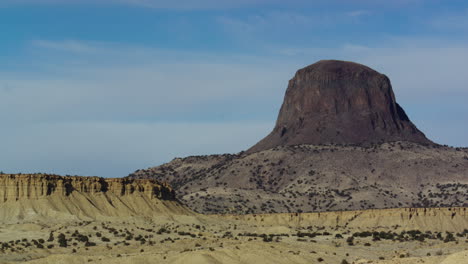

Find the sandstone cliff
[[0, 174, 191, 223]]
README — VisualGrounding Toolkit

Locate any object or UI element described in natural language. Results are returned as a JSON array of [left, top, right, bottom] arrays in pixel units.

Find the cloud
[[0, 39, 297, 129], [347, 10, 371, 17], [1, 40, 284, 177], [431, 9, 468, 31], [0, 0, 427, 9], [0, 0, 306, 9], [32, 39, 99, 53], [218, 11, 315, 33], [217, 11, 336, 47]]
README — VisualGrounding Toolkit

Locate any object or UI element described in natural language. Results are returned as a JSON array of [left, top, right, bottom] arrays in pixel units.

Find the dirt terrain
[[0, 207, 467, 264]]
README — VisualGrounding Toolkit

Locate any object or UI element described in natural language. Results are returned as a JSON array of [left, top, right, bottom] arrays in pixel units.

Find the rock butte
[[248, 60, 433, 153]]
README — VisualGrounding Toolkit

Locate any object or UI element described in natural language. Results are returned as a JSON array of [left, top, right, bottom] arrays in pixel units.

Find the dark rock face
[[248, 60, 432, 153]]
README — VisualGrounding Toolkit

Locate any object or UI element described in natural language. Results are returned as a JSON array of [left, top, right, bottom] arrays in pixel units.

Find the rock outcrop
[[220, 207, 468, 233], [0, 174, 191, 222], [0, 173, 175, 201], [248, 60, 432, 153]]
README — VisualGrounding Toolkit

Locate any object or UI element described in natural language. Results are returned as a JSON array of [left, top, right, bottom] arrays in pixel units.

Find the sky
[[1, 0, 468, 177]]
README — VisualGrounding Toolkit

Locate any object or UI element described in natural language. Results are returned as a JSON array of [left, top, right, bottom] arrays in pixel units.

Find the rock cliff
[[248, 60, 432, 153], [0, 173, 175, 201], [0, 174, 191, 222]]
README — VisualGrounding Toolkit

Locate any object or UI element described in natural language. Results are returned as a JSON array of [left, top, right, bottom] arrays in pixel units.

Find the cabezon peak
[[248, 60, 432, 153]]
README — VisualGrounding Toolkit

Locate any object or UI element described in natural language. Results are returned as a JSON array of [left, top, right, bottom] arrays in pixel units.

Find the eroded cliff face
[[0, 174, 190, 222], [0, 174, 176, 201]]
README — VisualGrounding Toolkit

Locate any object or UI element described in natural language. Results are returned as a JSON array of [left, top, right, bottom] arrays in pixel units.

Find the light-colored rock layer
[[0, 174, 192, 223], [219, 207, 468, 232]]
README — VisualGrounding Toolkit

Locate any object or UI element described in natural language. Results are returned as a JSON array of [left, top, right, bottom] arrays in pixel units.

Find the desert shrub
[[353, 231, 372, 238], [444, 232, 456, 243], [76, 235, 89, 243], [262, 235, 273, 242], [157, 227, 168, 234], [58, 234, 67, 248], [341, 260, 349, 264], [85, 241, 96, 247]]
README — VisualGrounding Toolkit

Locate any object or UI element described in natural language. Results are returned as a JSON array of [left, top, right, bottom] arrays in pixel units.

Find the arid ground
[[1, 207, 467, 264]]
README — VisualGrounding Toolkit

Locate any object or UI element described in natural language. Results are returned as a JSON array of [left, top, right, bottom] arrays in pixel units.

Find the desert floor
[[1, 210, 467, 264]]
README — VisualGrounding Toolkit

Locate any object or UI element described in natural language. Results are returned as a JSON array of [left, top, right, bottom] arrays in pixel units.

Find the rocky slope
[[129, 142, 468, 214], [129, 60, 467, 215], [0, 174, 191, 223]]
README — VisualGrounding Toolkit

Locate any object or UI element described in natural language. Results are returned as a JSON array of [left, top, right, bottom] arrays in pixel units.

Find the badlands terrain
[[0, 174, 467, 264]]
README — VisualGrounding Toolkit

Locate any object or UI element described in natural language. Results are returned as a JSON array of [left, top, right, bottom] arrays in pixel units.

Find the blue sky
[[1, 0, 468, 177]]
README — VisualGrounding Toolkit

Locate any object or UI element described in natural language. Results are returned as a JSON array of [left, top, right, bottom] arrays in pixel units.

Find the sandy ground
[[1, 210, 467, 264]]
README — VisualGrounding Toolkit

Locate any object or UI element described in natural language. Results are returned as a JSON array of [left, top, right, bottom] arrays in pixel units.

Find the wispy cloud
[[217, 11, 331, 47], [347, 10, 371, 17], [0, 0, 304, 9], [1, 39, 294, 124], [218, 11, 315, 33], [0, 0, 429, 9], [32, 39, 99, 53], [431, 9, 468, 31]]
